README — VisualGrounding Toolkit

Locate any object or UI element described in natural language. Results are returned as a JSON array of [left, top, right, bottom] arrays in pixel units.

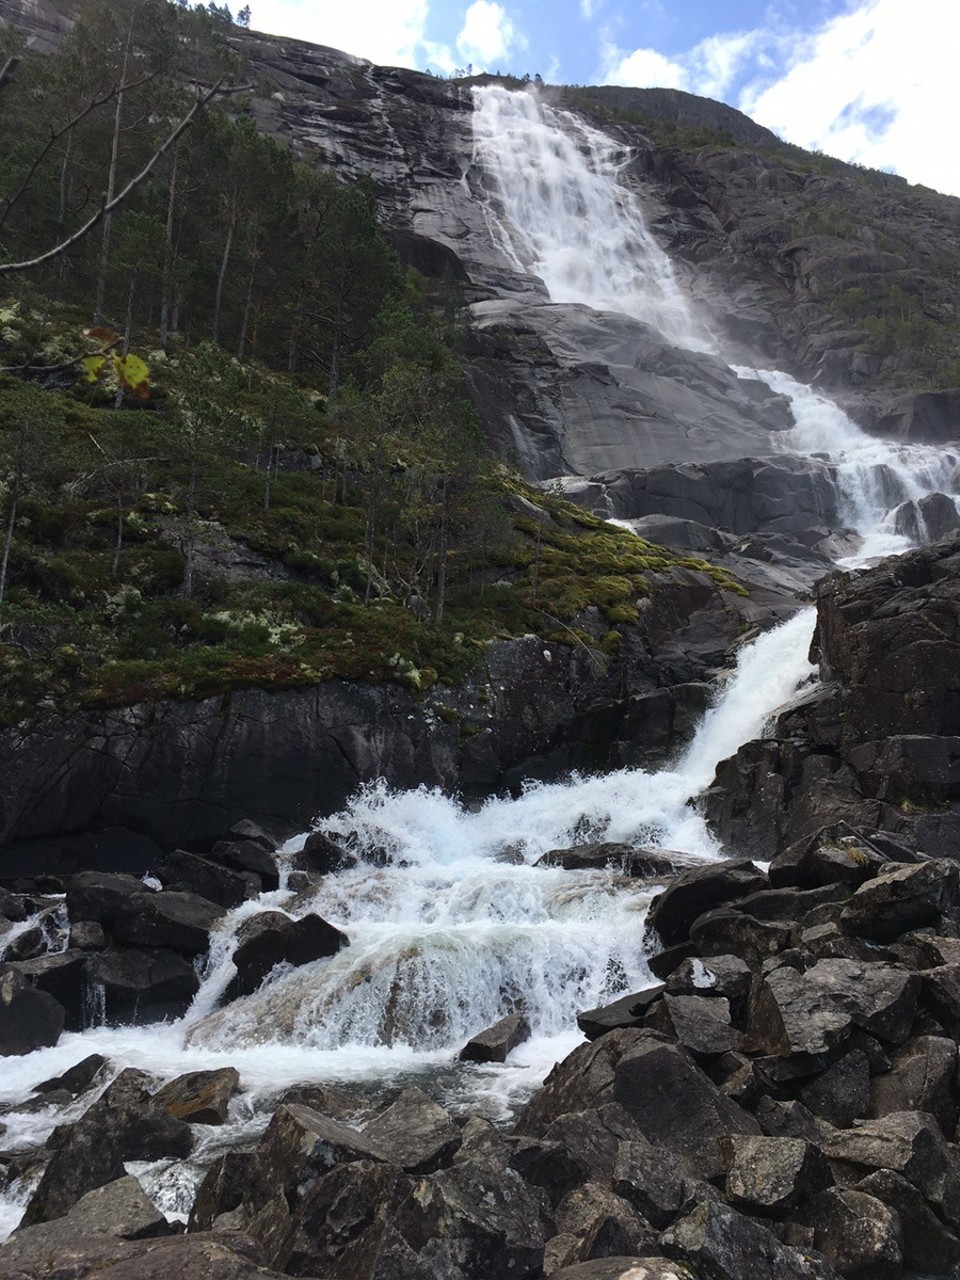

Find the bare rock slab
[[459, 1013, 530, 1062]]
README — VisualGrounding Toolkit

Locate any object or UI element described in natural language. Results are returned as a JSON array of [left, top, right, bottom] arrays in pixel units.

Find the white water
[[1, 84, 957, 1239]]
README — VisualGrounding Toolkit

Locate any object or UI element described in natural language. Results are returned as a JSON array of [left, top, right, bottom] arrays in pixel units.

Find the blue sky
[[244, 0, 959, 196]]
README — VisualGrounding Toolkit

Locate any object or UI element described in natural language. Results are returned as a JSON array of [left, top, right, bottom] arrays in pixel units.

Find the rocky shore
[[1, 540, 960, 1278]]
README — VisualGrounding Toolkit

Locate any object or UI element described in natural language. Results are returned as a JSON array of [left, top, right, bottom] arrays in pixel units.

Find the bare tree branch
[[0, 79, 253, 278], [0, 56, 19, 95], [0, 72, 159, 233]]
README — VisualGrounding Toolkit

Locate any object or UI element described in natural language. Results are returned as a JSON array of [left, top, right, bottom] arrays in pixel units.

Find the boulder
[[688, 908, 793, 969], [188, 1151, 261, 1232], [112, 891, 225, 956], [810, 1187, 903, 1280], [511, 1104, 642, 1206], [612, 1033, 761, 1180], [33, 1053, 107, 1098], [722, 1135, 831, 1215], [155, 851, 254, 909], [768, 824, 905, 890], [857, 1168, 960, 1275], [516, 1029, 647, 1136], [820, 1111, 956, 1209], [65, 871, 145, 928], [254, 1104, 390, 1211], [154, 1067, 240, 1125], [362, 1087, 461, 1174], [647, 860, 769, 947], [3, 950, 87, 1031], [84, 946, 200, 1025], [840, 861, 960, 943], [299, 829, 356, 875], [0, 968, 64, 1056], [553, 1182, 659, 1263], [801, 1049, 871, 1129], [536, 843, 698, 877], [459, 1013, 530, 1063], [612, 1139, 692, 1229], [228, 912, 348, 998], [21, 1067, 194, 1225], [208, 840, 279, 890], [655, 993, 747, 1055], [577, 988, 664, 1040], [662, 1198, 837, 1280], [869, 1036, 958, 1136], [664, 954, 752, 1024]]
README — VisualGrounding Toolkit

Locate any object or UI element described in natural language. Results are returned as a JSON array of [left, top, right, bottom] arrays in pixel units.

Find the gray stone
[[362, 1087, 461, 1174], [459, 1013, 530, 1063], [810, 1187, 903, 1280]]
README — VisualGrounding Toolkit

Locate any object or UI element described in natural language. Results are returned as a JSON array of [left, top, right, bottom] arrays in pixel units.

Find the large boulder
[[0, 968, 64, 1055], [227, 912, 349, 998], [112, 891, 225, 956]]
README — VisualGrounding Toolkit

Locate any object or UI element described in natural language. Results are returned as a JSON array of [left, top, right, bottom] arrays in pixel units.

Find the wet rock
[[112, 891, 225, 956], [21, 1067, 194, 1225], [299, 829, 356, 874], [577, 988, 664, 1040], [647, 860, 769, 946], [840, 860, 960, 943], [612, 1033, 761, 1180], [154, 1067, 240, 1125], [459, 1012, 530, 1062], [3, 951, 87, 1031], [84, 945, 200, 1025], [362, 1086, 461, 1173], [33, 1053, 107, 1097], [227, 911, 348, 998], [155, 851, 253, 910], [810, 1187, 903, 1280], [65, 871, 146, 928], [516, 1029, 646, 1136], [662, 1198, 837, 1280], [722, 1135, 831, 1215], [227, 819, 278, 850], [188, 1151, 261, 1232], [0, 968, 64, 1056], [536, 843, 698, 877]]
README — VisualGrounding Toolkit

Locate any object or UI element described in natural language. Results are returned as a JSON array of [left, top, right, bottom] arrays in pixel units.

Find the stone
[[801, 1049, 871, 1128], [459, 1013, 530, 1062], [658, 994, 747, 1055], [768, 823, 897, 890], [70, 920, 107, 950], [208, 839, 280, 890], [869, 1036, 957, 1136], [228, 912, 348, 998], [536, 843, 699, 877], [662, 1199, 837, 1280], [21, 1067, 194, 1225], [722, 1135, 831, 1215], [810, 1187, 903, 1280], [857, 1168, 960, 1275], [840, 860, 960, 942], [33, 1053, 107, 1097], [647, 860, 769, 947], [3, 951, 87, 1031], [516, 1029, 646, 1136], [112, 891, 225, 956], [65, 871, 147, 928], [578, 988, 664, 1039], [548, 1261, 700, 1280], [821, 1111, 955, 1209], [254, 1104, 390, 1211], [299, 829, 356, 874], [155, 851, 254, 909], [554, 1182, 659, 1263], [688, 908, 793, 968], [84, 946, 200, 1025], [511, 1105, 641, 1206], [612, 1033, 761, 1180], [664, 954, 752, 1024], [188, 1151, 261, 1232], [611, 1139, 689, 1229], [0, 968, 64, 1056], [362, 1087, 461, 1174], [154, 1067, 240, 1125], [918, 962, 960, 1033]]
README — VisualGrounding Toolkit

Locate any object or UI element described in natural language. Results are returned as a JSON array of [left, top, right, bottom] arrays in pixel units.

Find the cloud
[[244, 0, 430, 68], [738, 0, 959, 195], [456, 1, 525, 71], [580, 0, 598, 18], [600, 28, 757, 99]]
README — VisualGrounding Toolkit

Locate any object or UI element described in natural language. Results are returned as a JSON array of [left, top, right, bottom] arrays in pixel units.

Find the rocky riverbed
[[1, 539, 960, 1279]]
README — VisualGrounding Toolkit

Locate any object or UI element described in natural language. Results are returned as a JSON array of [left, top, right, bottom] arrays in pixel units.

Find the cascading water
[[2, 83, 958, 1238]]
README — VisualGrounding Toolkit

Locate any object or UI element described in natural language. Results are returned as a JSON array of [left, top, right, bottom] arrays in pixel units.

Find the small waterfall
[[472, 85, 710, 351]]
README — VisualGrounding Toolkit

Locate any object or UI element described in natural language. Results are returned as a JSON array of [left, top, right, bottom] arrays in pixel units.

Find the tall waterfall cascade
[[2, 85, 959, 1236]]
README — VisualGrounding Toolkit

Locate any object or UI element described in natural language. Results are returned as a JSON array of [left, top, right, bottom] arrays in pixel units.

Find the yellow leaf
[[80, 355, 106, 384], [113, 352, 150, 398]]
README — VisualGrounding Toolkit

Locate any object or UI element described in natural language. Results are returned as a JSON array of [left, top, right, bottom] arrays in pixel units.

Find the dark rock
[[516, 1029, 645, 1136], [553, 1182, 659, 1264], [208, 840, 279, 890], [65, 871, 146, 928], [647, 860, 769, 946], [810, 1187, 903, 1280], [71, 920, 107, 950], [112, 891, 225, 956], [536, 843, 699, 877], [84, 946, 200, 1025], [664, 953, 752, 1024], [511, 1104, 641, 1206], [154, 1068, 240, 1125], [722, 1135, 831, 1215], [362, 1087, 461, 1174], [3, 951, 87, 1031], [155, 851, 253, 910], [459, 1013, 530, 1062], [611, 1139, 689, 1229], [578, 987, 664, 1039], [858, 1168, 960, 1274], [188, 1151, 261, 1232], [840, 860, 960, 943], [228, 911, 348, 998], [869, 1036, 957, 1136], [918, 962, 960, 1034], [22, 1067, 194, 1225], [254, 1103, 389, 1211], [848, 735, 960, 806], [33, 1053, 107, 1097], [612, 1032, 761, 1180], [299, 829, 356, 875], [227, 819, 278, 850], [821, 1111, 955, 1209], [689, 907, 793, 968], [0, 968, 64, 1056], [801, 1049, 871, 1128], [658, 993, 747, 1055], [769, 823, 899, 890], [548, 1261, 698, 1280], [662, 1198, 837, 1280]]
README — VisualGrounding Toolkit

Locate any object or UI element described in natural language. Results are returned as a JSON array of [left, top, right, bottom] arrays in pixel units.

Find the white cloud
[[600, 28, 757, 99], [456, 1, 524, 71], [243, 0, 430, 68], [739, 0, 960, 196], [600, 40, 685, 90], [580, 0, 598, 18]]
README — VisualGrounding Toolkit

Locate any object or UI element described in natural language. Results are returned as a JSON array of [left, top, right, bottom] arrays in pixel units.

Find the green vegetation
[[0, 0, 747, 727]]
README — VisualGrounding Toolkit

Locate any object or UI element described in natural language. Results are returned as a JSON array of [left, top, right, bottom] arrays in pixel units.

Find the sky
[[238, 0, 960, 199]]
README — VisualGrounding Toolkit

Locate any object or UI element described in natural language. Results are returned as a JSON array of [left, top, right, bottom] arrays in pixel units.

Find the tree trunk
[[93, 13, 135, 324], [212, 206, 235, 345], [159, 143, 179, 349], [238, 245, 258, 359], [0, 481, 19, 608]]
